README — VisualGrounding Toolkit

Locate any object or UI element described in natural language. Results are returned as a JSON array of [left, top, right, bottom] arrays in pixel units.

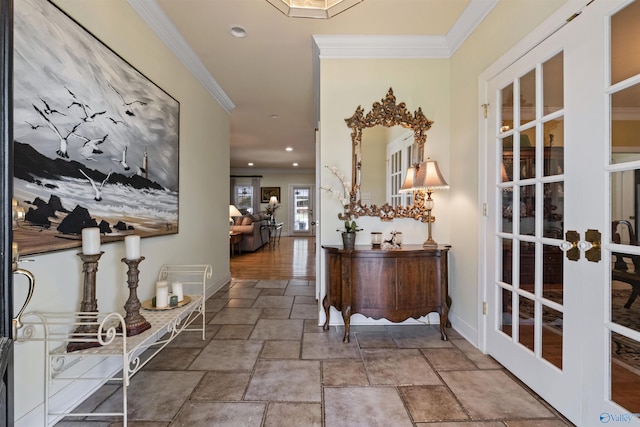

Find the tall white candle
[[156, 284, 169, 308], [172, 281, 184, 302], [124, 235, 141, 260], [81, 227, 101, 255]]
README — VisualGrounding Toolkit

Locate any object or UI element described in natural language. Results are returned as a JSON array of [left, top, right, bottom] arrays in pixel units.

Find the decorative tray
[[142, 295, 192, 311]]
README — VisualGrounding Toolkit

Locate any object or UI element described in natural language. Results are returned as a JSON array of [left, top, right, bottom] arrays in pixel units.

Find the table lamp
[[229, 204, 242, 226]]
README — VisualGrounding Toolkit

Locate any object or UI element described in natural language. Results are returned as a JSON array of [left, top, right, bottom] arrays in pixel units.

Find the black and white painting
[[13, 0, 180, 255]]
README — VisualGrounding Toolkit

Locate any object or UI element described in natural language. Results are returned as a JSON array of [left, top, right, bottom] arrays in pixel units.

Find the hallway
[[61, 237, 571, 426]]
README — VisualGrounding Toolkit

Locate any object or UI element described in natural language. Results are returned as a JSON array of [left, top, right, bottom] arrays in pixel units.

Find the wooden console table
[[322, 245, 451, 343]]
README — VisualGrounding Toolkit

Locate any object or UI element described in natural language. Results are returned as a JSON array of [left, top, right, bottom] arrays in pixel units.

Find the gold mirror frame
[[342, 88, 434, 221]]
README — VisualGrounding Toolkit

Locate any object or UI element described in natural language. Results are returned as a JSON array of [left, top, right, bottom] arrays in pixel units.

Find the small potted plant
[[339, 220, 362, 250]]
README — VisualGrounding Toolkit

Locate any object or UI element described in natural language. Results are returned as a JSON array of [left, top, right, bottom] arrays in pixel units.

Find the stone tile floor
[[57, 279, 573, 426]]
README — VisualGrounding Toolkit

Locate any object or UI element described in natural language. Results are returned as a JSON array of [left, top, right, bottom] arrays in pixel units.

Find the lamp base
[[422, 238, 438, 249]]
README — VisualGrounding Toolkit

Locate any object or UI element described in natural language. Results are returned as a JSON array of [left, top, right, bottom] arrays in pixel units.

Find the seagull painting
[[66, 86, 106, 122], [38, 97, 66, 116], [107, 116, 125, 125], [80, 169, 111, 201], [109, 83, 147, 117], [33, 104, 81, 158], [24, 121, 41, 130], [73, 133, 108, 160], [113, 146, 130, 171]]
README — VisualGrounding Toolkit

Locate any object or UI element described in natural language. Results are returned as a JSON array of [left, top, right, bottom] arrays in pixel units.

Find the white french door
[[484, 0, 640, 424]]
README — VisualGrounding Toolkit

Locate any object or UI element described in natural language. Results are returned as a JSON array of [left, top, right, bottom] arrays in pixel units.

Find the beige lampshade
[[269, 196, 278, 205], [229, 205, 242, 217], [412, 160, 449, 191], [398, 165, 417, 193]]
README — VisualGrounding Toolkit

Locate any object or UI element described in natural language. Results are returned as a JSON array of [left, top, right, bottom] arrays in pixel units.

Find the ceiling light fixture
[[285, 147, 293, 152], [248, 162, 254, 166], [293, 163, 299, 167], [230, 26, 247, 38], [266, 0, 364, 19]]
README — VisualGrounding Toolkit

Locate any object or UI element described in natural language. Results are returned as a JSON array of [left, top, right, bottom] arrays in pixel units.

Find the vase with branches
[[321, 166, 362, 249]]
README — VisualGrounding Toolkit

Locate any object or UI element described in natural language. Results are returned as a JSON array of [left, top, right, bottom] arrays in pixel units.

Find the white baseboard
[[447, 310, 478, 347]]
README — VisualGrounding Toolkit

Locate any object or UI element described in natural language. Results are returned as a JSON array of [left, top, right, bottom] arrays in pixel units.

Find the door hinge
[[483, 302, 487, 315], [481, 103, 489, 118], [483, 203, 488, 216]]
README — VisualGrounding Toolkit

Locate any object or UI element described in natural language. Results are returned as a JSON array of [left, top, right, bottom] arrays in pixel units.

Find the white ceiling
[[127, 0, 498, 172]]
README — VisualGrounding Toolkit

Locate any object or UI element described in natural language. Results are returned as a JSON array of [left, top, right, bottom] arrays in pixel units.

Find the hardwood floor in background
[[230, 236, 315, 280]]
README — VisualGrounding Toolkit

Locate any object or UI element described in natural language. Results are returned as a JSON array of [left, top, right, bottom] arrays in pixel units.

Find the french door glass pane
[[543, 52, 564, 114], [501, 83, 514, 133], [542, 243, 563, 304], [543, 119, 564, 176], [501, 286, 513, 338], [611, 83, 640, 164], [519, 294, 535, 353], [542, 305, 563, 369], [501, 238, 512, 285], [520, 69, 536, 125], [520, 184, 535, 235], [611, 0, 640, 85], [519, 241, 534, 291]]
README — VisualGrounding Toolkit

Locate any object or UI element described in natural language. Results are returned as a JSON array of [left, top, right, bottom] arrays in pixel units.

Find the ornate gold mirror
[[342, 88, 434, 221]]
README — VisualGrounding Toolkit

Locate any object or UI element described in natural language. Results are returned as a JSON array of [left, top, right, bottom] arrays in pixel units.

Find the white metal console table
[[15, 264, 212, 426]]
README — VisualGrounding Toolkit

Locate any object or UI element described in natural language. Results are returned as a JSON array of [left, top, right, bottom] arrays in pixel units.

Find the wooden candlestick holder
[[67, 252, 104, 352], [122, 257, 151, 336]]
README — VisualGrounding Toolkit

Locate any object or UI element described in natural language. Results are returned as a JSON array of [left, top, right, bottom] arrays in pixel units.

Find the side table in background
[[230, 231, 243, 256]]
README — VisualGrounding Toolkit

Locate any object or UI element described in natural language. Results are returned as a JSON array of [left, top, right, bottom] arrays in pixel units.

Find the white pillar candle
[[124, 235, 141, 260], [155, 284, 169, 308], [172, 281, 184, 302], [81, 227, 101, 255]]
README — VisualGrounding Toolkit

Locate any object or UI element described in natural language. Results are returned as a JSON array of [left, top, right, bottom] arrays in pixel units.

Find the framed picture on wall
[[13, 0, 180, 255], [261, 187, 280, 203]]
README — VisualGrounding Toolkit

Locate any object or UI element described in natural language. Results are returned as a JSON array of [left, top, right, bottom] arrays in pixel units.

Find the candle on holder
[[155, 282, 169, 308], [172, 281, 184, 302], [124, 235, 141, 260], [81, 227, 101, 255]]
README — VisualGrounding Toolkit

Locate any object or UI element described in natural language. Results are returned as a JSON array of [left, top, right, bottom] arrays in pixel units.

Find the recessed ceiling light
[[270, 114, 279, 119], [230, 26, 247, 38], [248, 162, 254, 166], [285, 147, 293, 152], [292, 163, 299, 167]]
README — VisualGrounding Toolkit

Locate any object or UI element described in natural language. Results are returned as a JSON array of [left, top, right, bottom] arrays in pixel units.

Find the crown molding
[[313, 0, 498, 59], [446, 0, 499, 55], [313, 35, 451, 59], [127, 0, 235, 114]]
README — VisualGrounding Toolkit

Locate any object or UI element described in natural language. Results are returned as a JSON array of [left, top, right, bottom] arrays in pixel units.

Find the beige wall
[[318, 1, 567, 338], [318, 58, 451, 325], [13, 0, 231, 422]]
